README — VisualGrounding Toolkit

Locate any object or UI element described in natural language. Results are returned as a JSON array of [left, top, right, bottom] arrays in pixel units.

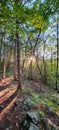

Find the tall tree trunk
[[36, 44, 39, 74], [15, 0, 21, 90], [0, 45, 1, 62], [29, 59, 32, 80], [14, 40, 17, 79], [9, 45, 12, 62], [22, 47, 26, 73], [3, 35, 6, 79], [0, 34, 3, 78], [22, 40, 28, 74], [22, 59, 25, 73], [43, 33, 47, 84], [35, 55, 43, 80], [0, 35, 3, 62], [55, 15, 59, 90], [51, 48, 53, 71], [35, 55, 44, 91], [28, 42, 33, 80], [16, 32, 21, 90]]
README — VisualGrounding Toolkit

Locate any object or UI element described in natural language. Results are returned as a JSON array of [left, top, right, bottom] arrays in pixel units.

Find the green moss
[[38, 111, 44, 118]]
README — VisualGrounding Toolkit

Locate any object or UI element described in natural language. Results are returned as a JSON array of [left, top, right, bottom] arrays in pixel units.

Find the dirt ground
[[0, 77, 59, 130]]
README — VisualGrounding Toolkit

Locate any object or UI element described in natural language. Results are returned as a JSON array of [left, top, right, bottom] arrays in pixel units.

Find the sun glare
[[29, 56, 36, 63]]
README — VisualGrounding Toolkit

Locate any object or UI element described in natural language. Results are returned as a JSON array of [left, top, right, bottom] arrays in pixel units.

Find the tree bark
[[29, 60, 32, 80], [0, 35, 3, 62], [43, 33, 47, 84], [15, 0, 21, 90], [55, 15, 59, 90], [16, 32, 21, 90], [51, 48, 53, 71], [14, 40, 17, 79], [22, 47, 27, 73], [3, 34, 6, 79]]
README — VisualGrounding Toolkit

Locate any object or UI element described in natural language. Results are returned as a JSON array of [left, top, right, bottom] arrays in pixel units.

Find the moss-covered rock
[[26, 111, 39, 124]]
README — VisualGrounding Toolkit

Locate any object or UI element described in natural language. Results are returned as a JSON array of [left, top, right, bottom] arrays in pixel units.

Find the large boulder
[[26, 111, 39, 124], [29, 123, 39, 130], [24, 98, 31, 105], [5, 128, 10, 130], [23, 97, 34, 109], [45, 104, 52, 113], [22, 120, 39, 130], [21, 111, 39, 130]]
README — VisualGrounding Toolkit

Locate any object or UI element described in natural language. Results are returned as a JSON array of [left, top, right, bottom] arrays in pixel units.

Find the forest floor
[[0, 75, 59, 130]]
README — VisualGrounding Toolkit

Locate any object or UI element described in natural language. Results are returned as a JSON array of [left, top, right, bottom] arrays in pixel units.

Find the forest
[[0, 0, 59, 130]]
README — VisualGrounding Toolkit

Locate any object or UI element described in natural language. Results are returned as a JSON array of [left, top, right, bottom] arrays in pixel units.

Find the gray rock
[[23, 119, 30, 129], [22, 120, 39, 130], [45, 104, 52, 113], [5, 128, 10, 130], [26, 111, 39, 124], [21, 111, 39, 130], [29, 123, 39, 130], [24, 98, 31, 105], [23, 98, 33, 108]]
